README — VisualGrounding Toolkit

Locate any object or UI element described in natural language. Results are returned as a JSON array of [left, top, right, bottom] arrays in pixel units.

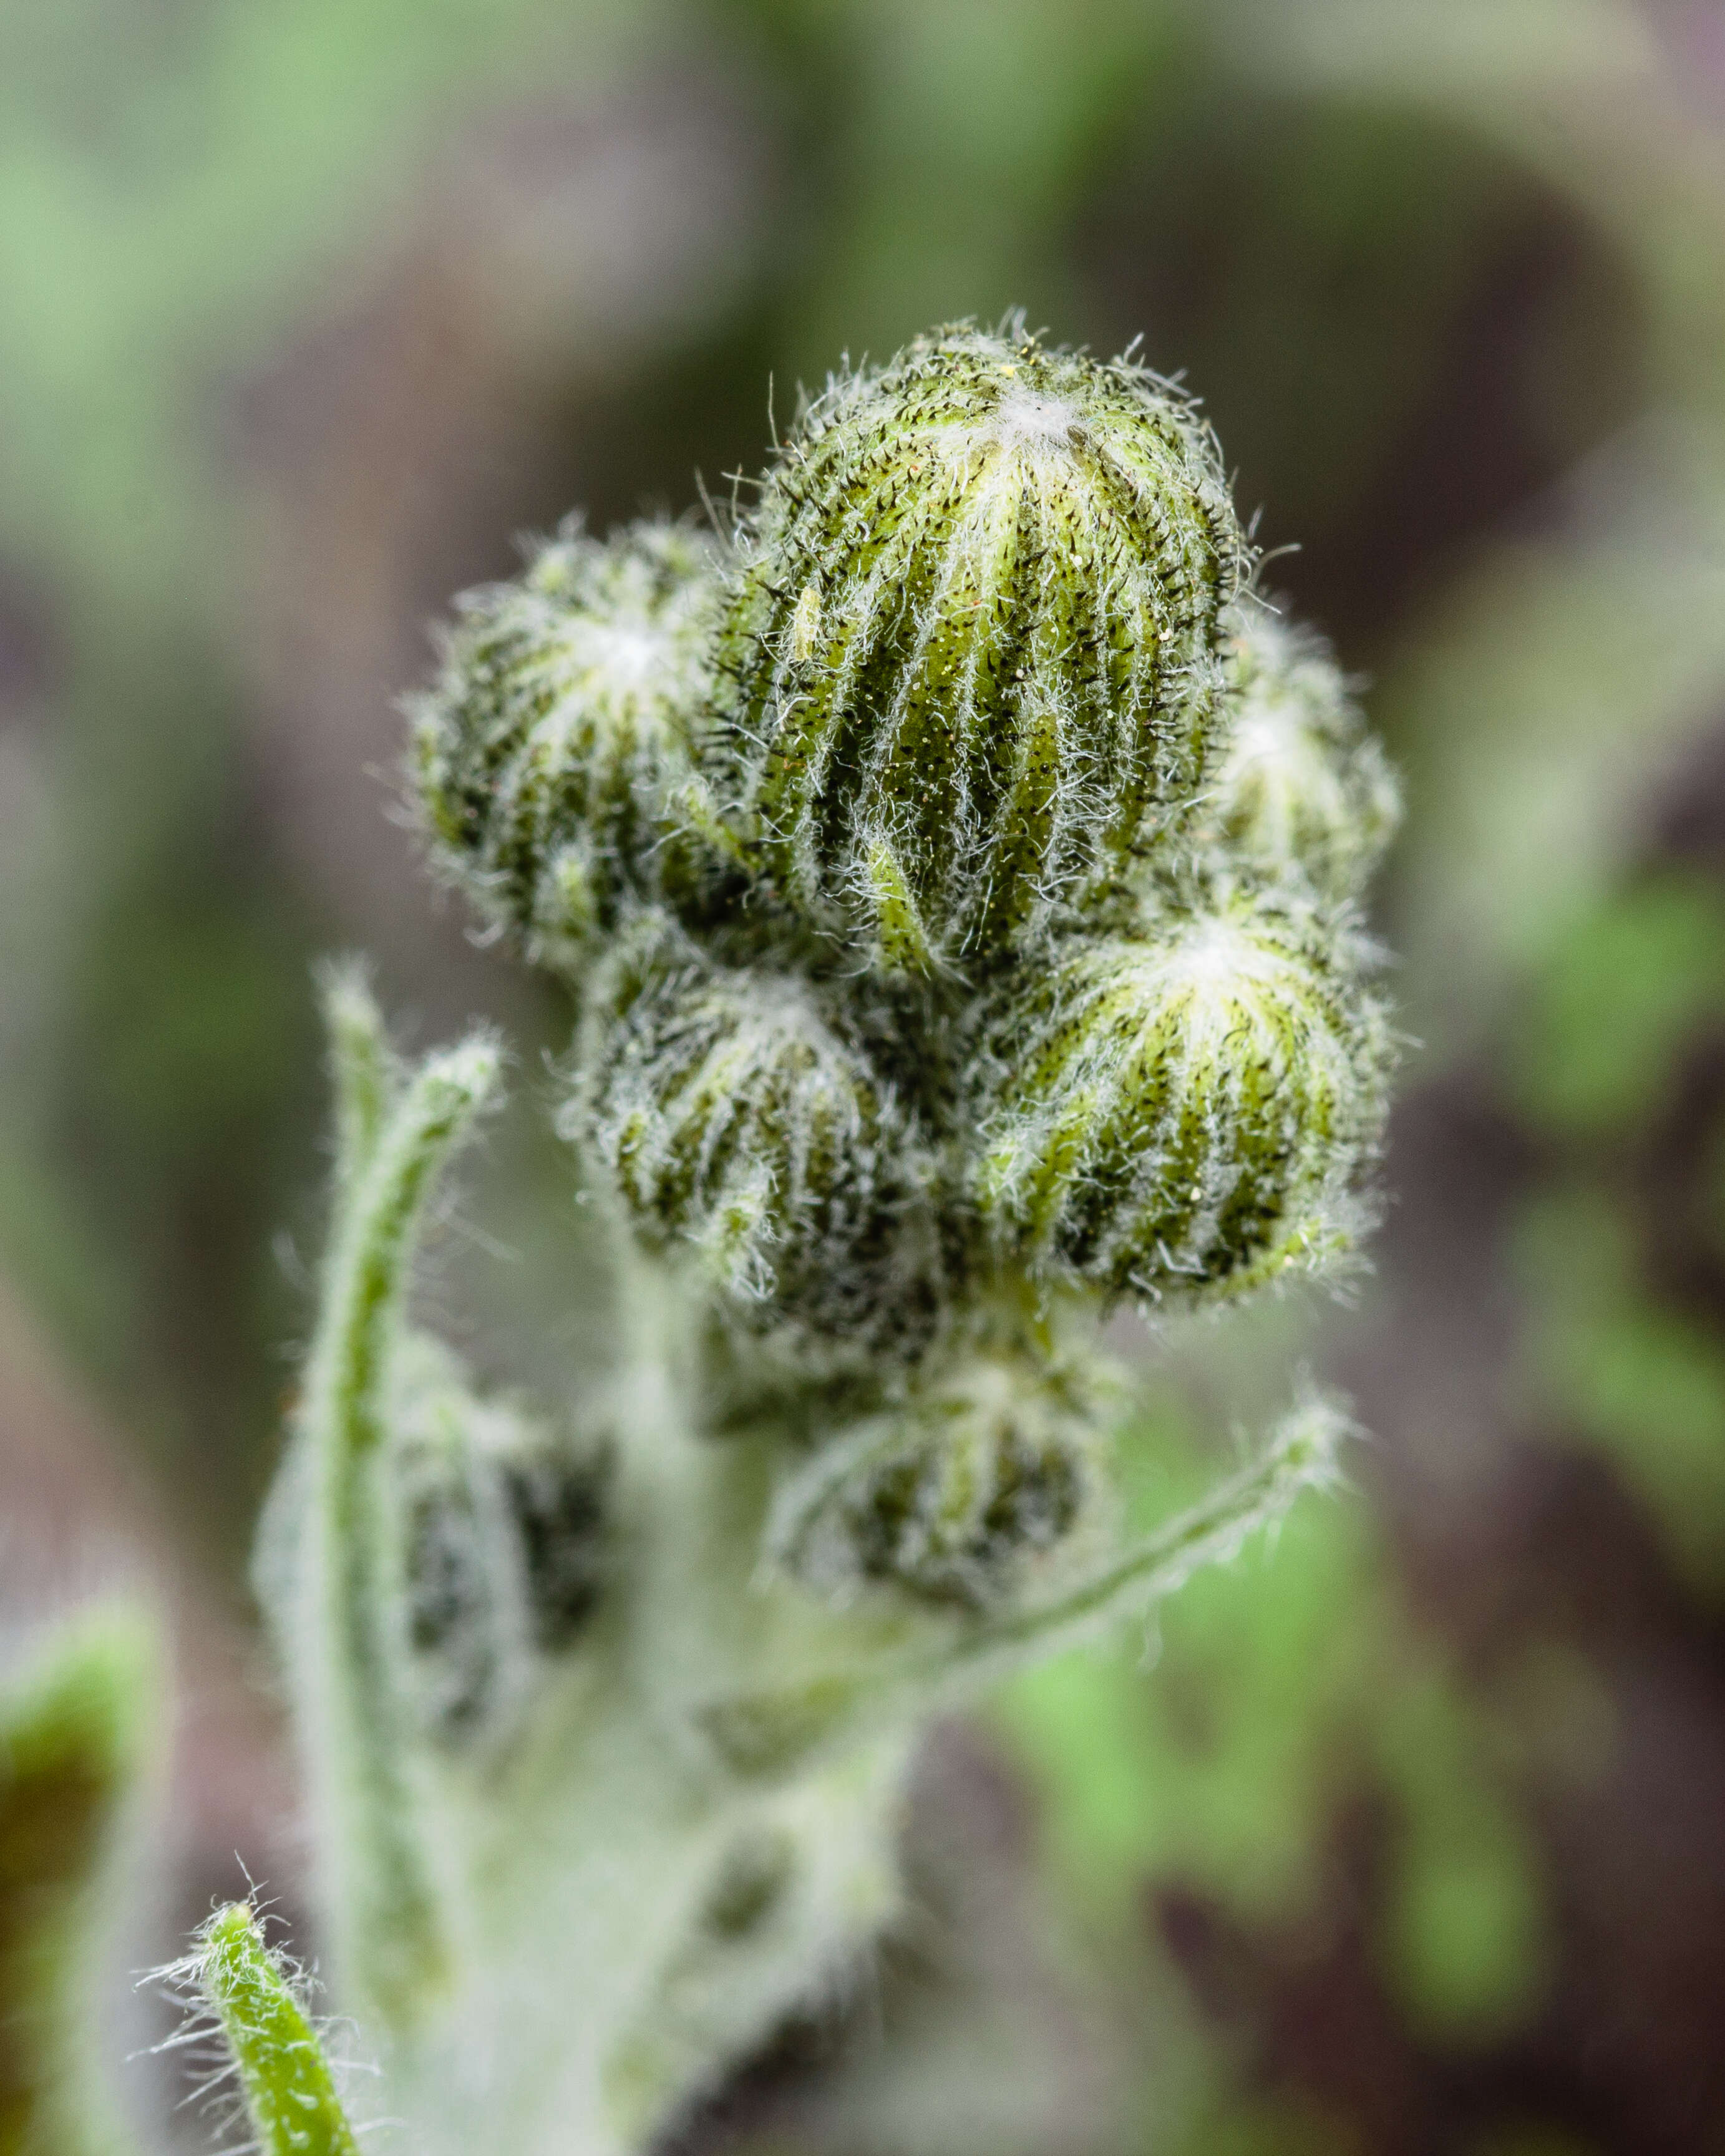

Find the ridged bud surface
[[576, 923, 941, 1354], [1205, 599, 1402, 900], [714, 324, 1246, 971], [765, 1351, 1099, 1608], [974, 896, 1392, 1301], [407, 326, 1401, 1367], [413, 518, 722, 968]]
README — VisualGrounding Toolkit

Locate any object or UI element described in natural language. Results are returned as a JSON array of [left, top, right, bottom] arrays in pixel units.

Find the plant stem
[[197, 1905, 359, 2156], [295, 1015, 499, 2032]]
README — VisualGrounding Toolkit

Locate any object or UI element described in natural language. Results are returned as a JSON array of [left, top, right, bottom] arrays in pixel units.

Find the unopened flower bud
[[714, 324, 1246, 972], [1206, 598, 1401, 900], [391, 1338, 610, 1747], [766, 1349, 1099, 1608], [973, 895, 1392, 1302], [412, 518, 722, 970], [576, 922, 942, 1356]]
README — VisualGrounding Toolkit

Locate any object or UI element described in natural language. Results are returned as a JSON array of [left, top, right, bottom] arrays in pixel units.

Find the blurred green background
[[3, 1, 1725, 2149]]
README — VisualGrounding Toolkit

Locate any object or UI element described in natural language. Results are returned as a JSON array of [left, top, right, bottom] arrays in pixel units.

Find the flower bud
[[412, 518, 722, 970], [1205, 598, 1401, 900], [714, 324, 1247, 973], [391, 1338, 610, 1747], [576, 922, 943, 1356], [973, 894, 1393, 1302], [765, 1349, 1099, 1608]]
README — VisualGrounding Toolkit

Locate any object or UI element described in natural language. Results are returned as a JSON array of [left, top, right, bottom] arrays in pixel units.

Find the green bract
[[389, 1334, 611, 1748], [766, 1346, 1103, 1609]]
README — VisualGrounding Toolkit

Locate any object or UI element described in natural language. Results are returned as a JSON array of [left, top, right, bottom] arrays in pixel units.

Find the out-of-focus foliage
[[995, 1406, 1560, 2152], [1513, 866, 1725, 1602], [2, 0, 1725, 2150], [1006, 1432, 1547, 2030], [0, 1613, 158, 2156]]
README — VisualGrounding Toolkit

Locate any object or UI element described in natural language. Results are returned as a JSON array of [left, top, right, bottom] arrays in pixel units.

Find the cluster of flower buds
[[414, 321, 1398, 1602]]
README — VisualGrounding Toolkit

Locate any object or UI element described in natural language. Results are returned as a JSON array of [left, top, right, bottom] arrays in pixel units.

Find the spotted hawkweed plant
[[145, 323, 1399, 2156]]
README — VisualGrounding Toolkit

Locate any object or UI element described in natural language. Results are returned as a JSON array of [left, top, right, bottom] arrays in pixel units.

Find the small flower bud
[[500, 1442, 611, 1652], [1206, 598, 1402, 900], [973, 894, 1393, 1302], [765, 1349, 1100, 1609], [714, 323, 1247, 971], [576, 920, 943, 1356], [412, 518, 722, 970], [391, 1339, 610, 1747]]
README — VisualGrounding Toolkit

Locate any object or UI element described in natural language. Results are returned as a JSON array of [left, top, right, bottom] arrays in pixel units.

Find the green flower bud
[[412, 518, 723, 970], [576, 920, 943, 1356], [1205, 597, 1402, 900], [765, 1349, 1101, 1609], [714, 323, 1247, 973], [390, 1338, 610, 1748], [973, 892, 1393, 1303]]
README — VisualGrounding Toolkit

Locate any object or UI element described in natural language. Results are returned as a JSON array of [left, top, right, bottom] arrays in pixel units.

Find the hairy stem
[[318, 960, 398, 1190], [295, 1001, 500, 2032], [943, 1391, 1351, 1672], [195, 1905, 359, 2156]]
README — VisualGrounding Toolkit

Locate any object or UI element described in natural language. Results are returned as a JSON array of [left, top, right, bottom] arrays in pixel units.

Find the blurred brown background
[[4, 2, 1725, 2149]]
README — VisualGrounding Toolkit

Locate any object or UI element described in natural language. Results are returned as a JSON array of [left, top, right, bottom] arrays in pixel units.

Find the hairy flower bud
[[412, 518, 722, 969], [714, 324, 1247, 973], [973, 895, 1392, 1302], [390, 1338, 610, 1747], [1205, 598, 1402, 900], [575, 921, 942, 1356], [765, 1349, 1099, 1608]]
